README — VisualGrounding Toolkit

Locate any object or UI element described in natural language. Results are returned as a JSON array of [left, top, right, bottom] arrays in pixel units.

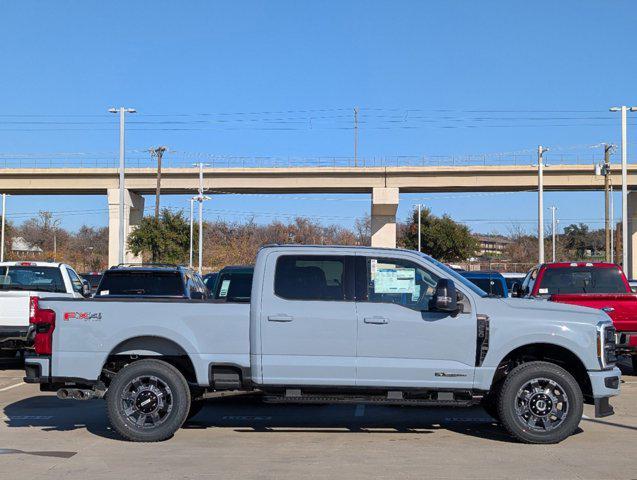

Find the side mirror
[[511, 282, 521, 297], [432, 278, 458, 312], [81, 281, 91, 298]]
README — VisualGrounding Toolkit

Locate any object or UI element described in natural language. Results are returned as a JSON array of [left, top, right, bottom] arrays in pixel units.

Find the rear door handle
[[268, 314, 294, 322], [364, 316, 389, 325]]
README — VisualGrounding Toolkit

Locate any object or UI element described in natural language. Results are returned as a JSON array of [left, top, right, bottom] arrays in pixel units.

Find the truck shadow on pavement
[[3, 394, 581, 443]]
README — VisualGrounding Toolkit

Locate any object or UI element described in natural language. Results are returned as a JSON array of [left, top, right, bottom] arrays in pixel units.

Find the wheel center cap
[[529, 393, 553, 416], [135, 390, 159, 414]]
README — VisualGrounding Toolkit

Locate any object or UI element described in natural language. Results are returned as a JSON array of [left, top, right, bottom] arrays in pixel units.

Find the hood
[[490, 297, 608, 327]]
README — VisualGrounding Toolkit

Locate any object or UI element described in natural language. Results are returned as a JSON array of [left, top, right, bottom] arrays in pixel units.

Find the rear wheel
[[106, 359, 191, 442], [497, 361, 583, 444], [632, 355, 637, 375]]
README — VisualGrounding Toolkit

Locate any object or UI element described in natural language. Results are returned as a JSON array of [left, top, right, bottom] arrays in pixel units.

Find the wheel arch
[[102, 335, 199, 386], [489, 342, 592, 400]]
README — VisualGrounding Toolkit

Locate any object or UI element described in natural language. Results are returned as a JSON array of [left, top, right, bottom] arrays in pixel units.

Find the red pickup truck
[[517, 262, 637, 372]]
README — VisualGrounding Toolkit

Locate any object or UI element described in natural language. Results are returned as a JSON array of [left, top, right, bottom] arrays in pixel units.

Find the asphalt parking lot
[[0, 358, 636, 480]]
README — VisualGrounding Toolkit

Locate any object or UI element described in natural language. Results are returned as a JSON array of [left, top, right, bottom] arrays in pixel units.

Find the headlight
[[597, 323, 617, 369]]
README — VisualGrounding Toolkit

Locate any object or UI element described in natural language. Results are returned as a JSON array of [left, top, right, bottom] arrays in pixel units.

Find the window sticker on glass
[[370, 259, 378, 280], [538, 287, 548, 294], [100, 290, 109, 296], [411, 284, 421, 301], [219, 280, 231, 297], [374, 267, 415, 294]]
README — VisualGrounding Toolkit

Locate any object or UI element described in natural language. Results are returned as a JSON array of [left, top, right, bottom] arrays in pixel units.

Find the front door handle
[[268, 314, 294, 322], [364, 316, 389, 325]]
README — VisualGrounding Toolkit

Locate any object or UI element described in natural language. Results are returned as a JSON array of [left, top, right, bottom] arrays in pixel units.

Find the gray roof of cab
[[259, 244, 414, 254]]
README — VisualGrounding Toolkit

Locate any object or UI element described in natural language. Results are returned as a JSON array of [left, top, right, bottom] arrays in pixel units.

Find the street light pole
[[537, 145, 548, 264], [0, 193, 6, 262], [610, 106, 637, 273], [109, 107, 136, 265], [193, 163, 211, 275]]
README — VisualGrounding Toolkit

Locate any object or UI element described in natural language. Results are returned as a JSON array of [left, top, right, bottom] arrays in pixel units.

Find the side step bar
[[263, 389, 479, 407]]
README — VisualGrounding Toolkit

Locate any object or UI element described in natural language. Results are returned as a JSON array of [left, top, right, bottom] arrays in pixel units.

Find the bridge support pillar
[[371, 187, 399, 248], [108, 189, 145, 267]]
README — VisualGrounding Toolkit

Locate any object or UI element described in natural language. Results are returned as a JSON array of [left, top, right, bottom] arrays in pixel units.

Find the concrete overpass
[[2, 163, 637, 273]]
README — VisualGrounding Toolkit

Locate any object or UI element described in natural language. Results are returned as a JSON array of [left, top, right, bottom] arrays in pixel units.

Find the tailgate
[[550, 293, 637, 331], [0, 291, 30, 327]]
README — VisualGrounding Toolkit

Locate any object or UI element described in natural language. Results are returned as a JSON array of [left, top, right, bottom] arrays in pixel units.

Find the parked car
[[95, 264, 208, 300], [210, 265, 254, 302], [79, 272, 103, 294], [202, 272, 218, 293], [501, 272, 526, 296], [460, 271, 508, 297], [0, 261, 90, 356], [25, 245, 619, 444], [516, 262, 637, 373]]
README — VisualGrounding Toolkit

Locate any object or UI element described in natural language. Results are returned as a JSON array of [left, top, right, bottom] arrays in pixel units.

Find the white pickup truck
[[0, 261, 90, 356]]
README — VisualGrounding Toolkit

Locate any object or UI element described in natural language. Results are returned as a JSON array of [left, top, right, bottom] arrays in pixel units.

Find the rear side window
[[538, 267, 628, 295], [0, 266, 66, 293], [274, 255, 346, 301], [97, 271, 184, 296], [215, 272, 253, 302]]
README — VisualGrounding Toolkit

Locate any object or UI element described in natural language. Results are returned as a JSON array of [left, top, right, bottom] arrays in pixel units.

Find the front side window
[[361, 257, 440, 311], [274, 255, 346, 301], [66, 267, 83, 293]]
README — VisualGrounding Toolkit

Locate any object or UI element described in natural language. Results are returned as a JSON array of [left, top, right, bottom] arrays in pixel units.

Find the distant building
[[474, 234, 513, 258], [11, 237, 43, 256]]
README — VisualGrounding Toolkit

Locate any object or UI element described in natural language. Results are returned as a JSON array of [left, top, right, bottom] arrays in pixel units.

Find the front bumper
[[588, 366, 621, 418]]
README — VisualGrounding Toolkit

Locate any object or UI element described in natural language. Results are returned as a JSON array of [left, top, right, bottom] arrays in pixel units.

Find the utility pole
[[150, 146, 167, 219], [611, 184, 615, 263], [537, 145, 548, 264], [610, 105, 637, 273], [354, 106, 359, 167], [0, 194, 6, 262], [549, 206, 557, 262], [109, 107, 136, 265], [602, 144, 614, 262], [417, 204, 422, 253]]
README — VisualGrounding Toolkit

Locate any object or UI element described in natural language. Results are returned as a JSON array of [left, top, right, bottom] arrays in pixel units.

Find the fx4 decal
[[63, 312, 102, 322]]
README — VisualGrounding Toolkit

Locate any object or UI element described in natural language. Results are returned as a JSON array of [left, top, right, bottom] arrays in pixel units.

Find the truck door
[[259, 254, 357, 386], [354, 254, 476, 389]]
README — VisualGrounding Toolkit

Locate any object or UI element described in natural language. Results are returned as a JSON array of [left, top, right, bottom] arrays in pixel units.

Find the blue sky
[[1, 1, 636, 235]]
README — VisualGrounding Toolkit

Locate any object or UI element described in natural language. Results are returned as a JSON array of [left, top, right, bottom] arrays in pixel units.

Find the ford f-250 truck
[[517, 262, 637, 373], [24, 246, 620, 444]]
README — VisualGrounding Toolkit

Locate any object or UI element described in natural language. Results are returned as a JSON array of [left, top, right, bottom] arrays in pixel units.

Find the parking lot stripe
[[0, 382, 25, 393]]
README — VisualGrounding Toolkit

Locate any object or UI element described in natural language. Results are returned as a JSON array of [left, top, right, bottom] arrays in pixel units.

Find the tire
[[187, 400, 205, 420], [632, 355, 637, 376], [497, 361, 583, 444], [106, 359, 191, 442]]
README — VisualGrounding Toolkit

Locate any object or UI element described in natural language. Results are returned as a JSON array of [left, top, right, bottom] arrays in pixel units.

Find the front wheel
[[106, 359, 191, 442], [497, 361, 583, 444], [631, 355, 637, 376]]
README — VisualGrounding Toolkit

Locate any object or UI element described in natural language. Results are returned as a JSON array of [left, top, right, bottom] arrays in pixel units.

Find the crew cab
[[517, 262, 637, 373], [24, 246, 620, 444], [0, 261, 90, 356]]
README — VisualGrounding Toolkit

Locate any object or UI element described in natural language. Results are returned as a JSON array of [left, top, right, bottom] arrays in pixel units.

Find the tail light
[[29, 296, 56, 355]]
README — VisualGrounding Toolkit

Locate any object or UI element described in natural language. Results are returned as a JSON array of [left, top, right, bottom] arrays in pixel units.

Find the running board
[[263, 389, 477, 407]]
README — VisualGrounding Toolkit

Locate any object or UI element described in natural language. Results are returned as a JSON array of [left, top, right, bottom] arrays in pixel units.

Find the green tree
[[562, 223, 593, 259], [127, 209, 192, 264], [401, 207, 478, 262]]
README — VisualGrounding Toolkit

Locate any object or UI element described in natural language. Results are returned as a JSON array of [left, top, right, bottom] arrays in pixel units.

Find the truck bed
[[44, 298, 250, 386]]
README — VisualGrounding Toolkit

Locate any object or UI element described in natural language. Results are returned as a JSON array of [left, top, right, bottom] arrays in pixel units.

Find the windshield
[[0, 266, 66, 293], [538, 266, 629, 295], [417, 253, 488, 298], [96, 271, 184, 296]]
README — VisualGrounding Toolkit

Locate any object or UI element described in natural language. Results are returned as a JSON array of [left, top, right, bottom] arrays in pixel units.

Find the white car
[[0, 261, 90, 357]]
